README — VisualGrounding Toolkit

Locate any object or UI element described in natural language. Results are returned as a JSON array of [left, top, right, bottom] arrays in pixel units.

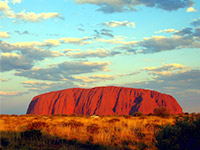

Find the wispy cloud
[[75, 0, 193, 13], [0, 78, 9, 82], [142, 63, 190, 76], [155, 29, 176, 33], [117, 71, 139, 77], [65, 48, 120, 58], [11, 0, 22, 5], [104, 21, 135, 28], [22, 80, 76, 93], [74, 74, 116, 83], [0, 91, 25, 96], [60, 37, 92, 45]]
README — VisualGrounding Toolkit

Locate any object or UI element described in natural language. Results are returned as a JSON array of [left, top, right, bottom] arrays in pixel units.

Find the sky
[[0, 0, 200, 114]]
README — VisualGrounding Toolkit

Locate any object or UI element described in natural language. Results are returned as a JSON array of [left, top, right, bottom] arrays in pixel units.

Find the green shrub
[[155, 117, 200, 150]]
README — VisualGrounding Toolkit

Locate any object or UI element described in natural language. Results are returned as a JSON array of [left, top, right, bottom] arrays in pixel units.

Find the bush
[[21, 129, 42, 140], [153, 107, 170, 117], [132, 112, 145, 117], [155, 117, 200, 150], [0, 137, 9, 147]]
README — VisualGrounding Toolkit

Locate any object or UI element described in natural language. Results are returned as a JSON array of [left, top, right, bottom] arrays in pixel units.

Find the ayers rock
[[27, 86, 182, 115]]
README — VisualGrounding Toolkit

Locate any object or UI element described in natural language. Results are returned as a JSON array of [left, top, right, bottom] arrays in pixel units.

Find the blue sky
[[0, 0, 200, 114]]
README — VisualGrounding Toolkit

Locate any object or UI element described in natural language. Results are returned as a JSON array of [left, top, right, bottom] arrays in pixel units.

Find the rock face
[[27, 86, 182, 115]]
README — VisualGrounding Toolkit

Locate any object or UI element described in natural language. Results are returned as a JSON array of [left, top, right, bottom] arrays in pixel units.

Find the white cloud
[[156, 29, 176, 33], [74, 74, 116, 83], [0, 78, 9, 82], [60, 37, 92, 45], [0, 1, 62, 22], [11, 0, 22, 5], [104, 21, 135, 28], [6, 11, 62, 22], [187, 7, 198, 12], [98, 38, 137, 45], [142, 63, 190, 76], [0, 31, 10, 38], [0, 1, 10, 11], [65, 48, 120, 58], [0, 91, 24, 96]]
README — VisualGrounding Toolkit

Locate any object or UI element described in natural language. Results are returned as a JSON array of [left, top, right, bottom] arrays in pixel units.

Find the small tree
[[153, 106, 170, 117]]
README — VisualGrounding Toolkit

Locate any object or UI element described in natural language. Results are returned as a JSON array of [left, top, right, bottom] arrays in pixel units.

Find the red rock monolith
[[27, 86, 182, 115]]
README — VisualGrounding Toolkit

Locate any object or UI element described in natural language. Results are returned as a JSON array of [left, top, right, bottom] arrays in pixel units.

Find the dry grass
[[0, 114, 176, 150]]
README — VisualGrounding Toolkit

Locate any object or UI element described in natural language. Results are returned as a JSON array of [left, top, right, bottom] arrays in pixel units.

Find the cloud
[[117, 71, 139, 77], [22, 80, 54, 91], [11, 0, 22, 5], [101, 29, 114, 37], [0, 31, 10, 38], [41, 39, 61, 47], [60, 37, 92, 45], [138, 27, 200, 53], [74, 74, 116, 83], [0, 52, 33, 71], [139, 35, 194, 53], [63, 49, 81, 53], [123, 69, 200, 95], [191, 18, 200, 27], [0, 0, 62, 22], [22, 80, 76, 93], [75, 0, 193, 13], [156, 29, 176, 33], [77, 28, 85, 32], [175, 28, 193, 36], [98, 38, 137, 45], [0, 91, 25, 96], [65, 48, 120, 58], [94, 29, 114, 39], [14, 30, 30, 35], [0, 41, 63, 72], [142, 63, 190, 76], [0, 78, 8, 82], [104, 21, 135, 28], [186, 7, 198, 12], [0, 1, 10, 11], [15, 61, 110, 81]]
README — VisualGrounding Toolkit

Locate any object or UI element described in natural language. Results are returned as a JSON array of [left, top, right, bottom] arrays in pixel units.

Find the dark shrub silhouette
[[132, 112, 145, 117], [155, 117, 200, 150], [21, 129, 42, 140], [0, 137, 9, 147], [153, 107, 170, 117]]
